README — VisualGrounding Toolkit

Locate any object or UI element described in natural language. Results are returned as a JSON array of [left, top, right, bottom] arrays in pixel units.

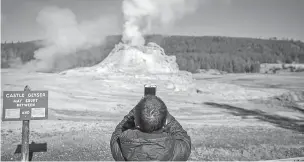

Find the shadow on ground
[[287, 105, 304, 114], [204, 102, 304, 133]]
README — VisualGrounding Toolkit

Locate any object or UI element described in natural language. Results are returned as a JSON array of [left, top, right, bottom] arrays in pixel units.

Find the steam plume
[[27, 6, 117, 72], [122, 0, 199, 47]]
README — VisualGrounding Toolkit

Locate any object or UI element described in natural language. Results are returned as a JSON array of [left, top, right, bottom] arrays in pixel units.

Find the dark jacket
[[110, 108, 191, 161]]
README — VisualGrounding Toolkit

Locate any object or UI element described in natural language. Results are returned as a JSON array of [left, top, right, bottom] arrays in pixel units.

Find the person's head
[[135, 95, 168, 133]]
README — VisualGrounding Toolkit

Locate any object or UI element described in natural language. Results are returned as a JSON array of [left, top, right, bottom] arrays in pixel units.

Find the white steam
[[27, 6, 117, 72], [122, 0, 199, 47]]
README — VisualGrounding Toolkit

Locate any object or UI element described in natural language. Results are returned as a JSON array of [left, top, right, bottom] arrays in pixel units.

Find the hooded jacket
[[110, 108, 191, 161]]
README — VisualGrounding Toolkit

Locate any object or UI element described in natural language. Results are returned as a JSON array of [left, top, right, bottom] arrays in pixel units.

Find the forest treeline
[[2, 35, 304, 73]]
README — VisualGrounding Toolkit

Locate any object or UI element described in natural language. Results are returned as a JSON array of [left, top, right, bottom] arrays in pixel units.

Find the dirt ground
[[1, 70, 304, 161]]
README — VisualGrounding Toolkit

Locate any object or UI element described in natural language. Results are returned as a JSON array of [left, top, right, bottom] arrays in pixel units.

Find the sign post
[[21, 119, 30, 161], [21, 85, 30, 162], [2, 85, 49, 161]]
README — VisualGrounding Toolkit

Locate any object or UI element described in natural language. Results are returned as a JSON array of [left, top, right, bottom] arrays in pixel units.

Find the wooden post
[[21, 120, 30, 162], [21, 85, 31, 162]]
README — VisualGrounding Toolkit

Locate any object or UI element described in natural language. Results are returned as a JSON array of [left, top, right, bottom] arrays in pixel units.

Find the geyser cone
[[94, 42, 179, 74], [61, 42, 195, 92]]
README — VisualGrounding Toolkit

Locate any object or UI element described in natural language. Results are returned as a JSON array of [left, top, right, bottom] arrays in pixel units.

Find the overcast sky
[[1, 0, 304, 42]]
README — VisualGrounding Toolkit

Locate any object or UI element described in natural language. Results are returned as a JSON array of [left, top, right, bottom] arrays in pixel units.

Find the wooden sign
[[2, 90, 48, 121], [2, 86, 48, 162]]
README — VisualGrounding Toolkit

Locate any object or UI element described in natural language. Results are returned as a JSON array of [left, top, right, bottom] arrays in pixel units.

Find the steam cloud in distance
[[122, 0, 199, 47]]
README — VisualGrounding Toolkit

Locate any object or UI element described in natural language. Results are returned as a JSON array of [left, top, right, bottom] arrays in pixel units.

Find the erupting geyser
[[61, 0, 199, 92]]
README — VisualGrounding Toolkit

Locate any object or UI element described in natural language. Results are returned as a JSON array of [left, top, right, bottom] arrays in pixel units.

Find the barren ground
[[1, 69, 304, 161]]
